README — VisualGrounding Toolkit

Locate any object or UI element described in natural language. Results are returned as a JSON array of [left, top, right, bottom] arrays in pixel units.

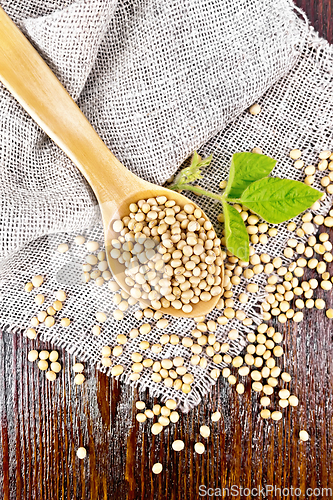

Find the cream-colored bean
[[96, 312, 107, 323], [45, 316, 55, 328], [289, 395, 299, 407], [194, 442, 205, 454], [152, 463, 163, 474], [299, 430, 309, 442], [51, 362, 61, 373], [90, 325, 101, 336], [271, 411, 282, 421], [172, 440, 185, 451], [111, 365, 124, 377], [140, 323, 151, 335], [48, 351, 59, 363], [290, 149, 302, 160], [73, 363, 84, 373], [74, 235, 85, 245], [169, 411, 180, 423], [59, 317, 70, 327], [151, 423, 163, 435], [74, 373, 86, 385], [249, 103, 261, 115], [101, 357, 112, 367], [32, 275, 43, 288], [113, 310, 124, 321], [28, 350, 38, 362]]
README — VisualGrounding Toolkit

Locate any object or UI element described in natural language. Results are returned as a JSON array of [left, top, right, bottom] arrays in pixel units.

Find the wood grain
[[1, 2, 333, 499]]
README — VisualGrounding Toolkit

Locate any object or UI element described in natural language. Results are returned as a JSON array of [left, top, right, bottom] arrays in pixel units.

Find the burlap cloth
[[0, 0, 332, 410]]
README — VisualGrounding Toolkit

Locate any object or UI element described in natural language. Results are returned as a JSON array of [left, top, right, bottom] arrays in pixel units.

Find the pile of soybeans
[[110, 196, 223, 314]]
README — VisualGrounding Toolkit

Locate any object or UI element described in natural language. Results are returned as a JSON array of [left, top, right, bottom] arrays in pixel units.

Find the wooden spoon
[[0, 7, 223, 318]]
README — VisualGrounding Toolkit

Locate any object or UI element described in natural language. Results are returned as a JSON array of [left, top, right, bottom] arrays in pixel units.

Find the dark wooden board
[[1, 2, 333, 499], [295, 0, 332, 43]]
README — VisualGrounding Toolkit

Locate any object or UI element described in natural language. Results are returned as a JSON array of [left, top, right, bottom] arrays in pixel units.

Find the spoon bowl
[[104, 183, 224, 317], [0, 7, 224, 318]]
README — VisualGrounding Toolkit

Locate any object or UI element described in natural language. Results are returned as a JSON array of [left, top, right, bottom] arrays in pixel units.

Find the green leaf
[[223, 202, 249, 261], [170, 152, 213, 189], [224, 152, 276, 199], [239, 177, 322, 223]]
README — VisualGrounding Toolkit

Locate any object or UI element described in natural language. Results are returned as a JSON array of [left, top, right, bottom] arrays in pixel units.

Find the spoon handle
[[0, 6, 132, 204]]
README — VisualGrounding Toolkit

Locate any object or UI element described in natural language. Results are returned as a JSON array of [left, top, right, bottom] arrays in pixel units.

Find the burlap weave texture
[[0, 0, 332, 410]]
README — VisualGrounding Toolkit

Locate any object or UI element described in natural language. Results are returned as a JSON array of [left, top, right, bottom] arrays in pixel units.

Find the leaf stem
[[168, 184, 224, 202], [223, 197, 241, 203]]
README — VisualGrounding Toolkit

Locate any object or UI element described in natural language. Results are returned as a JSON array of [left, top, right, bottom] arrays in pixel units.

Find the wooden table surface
[[1, 2, 333, 499]]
